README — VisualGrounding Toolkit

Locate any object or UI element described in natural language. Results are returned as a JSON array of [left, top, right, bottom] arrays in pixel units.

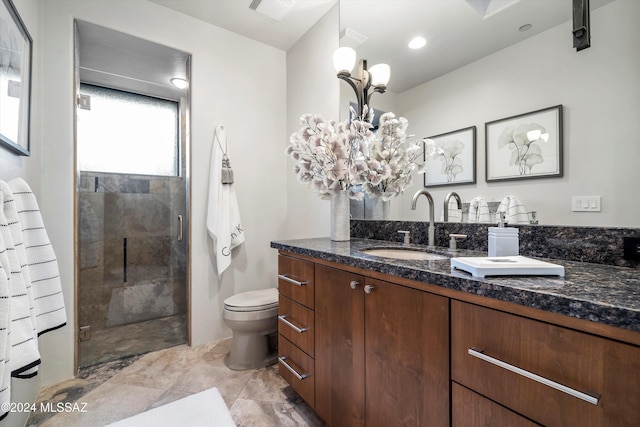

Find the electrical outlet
[[623, 237, 640, 261], [571, 196, 601, 212]]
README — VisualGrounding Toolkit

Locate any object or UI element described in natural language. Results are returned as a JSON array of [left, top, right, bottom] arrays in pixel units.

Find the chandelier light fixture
[[332, 47, 390, 120]]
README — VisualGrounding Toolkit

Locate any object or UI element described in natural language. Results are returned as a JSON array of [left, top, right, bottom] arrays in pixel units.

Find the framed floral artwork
[[0, 0, 32, 156], [424, 126, 476, 187], [485, 105, 563, 182]]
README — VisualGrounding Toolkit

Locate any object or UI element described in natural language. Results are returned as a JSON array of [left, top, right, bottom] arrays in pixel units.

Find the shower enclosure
[[75, 21, 190, 368]]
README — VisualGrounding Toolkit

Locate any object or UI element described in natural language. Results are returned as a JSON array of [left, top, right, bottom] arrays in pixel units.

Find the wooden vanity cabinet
[[452, 382, 541, 427], [451, 300, 640, 427], [277, 254, 316, 407], [315, 264, 449, 427]]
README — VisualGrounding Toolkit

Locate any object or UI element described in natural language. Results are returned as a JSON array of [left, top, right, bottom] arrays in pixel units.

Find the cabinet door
[[452, 300, 640, 426], [315, 264, 365, 427], [452, 382, 541, 427], [364, 277, 450, 427]]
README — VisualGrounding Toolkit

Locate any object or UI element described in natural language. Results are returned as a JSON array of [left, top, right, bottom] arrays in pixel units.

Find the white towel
[[440, 198, 462, 223], [206, 125, 245, 277], [468, 197, 491, 223], [496, 196, 529, 225], [0, 256, 10, 420], [8, 178, 67, 336], [0, 183, 41, 380]]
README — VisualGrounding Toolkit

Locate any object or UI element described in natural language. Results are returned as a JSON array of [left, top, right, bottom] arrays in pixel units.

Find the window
[[77, 84, 179, 176]]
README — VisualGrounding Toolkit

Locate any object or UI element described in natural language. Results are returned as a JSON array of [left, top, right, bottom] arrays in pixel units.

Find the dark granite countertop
[[271, 237, 640, 333]]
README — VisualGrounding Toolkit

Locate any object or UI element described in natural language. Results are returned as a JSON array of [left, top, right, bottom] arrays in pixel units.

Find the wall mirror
[[339, 0, 637, 228]]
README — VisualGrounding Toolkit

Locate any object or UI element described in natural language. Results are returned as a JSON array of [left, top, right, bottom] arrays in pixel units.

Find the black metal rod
[[123, 237, 127, 283]]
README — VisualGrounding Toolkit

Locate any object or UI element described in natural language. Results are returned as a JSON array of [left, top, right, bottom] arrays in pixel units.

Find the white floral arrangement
[[287, 107, 434, 201], [354, 111, 432, 201], [286, 112, 373, 199]]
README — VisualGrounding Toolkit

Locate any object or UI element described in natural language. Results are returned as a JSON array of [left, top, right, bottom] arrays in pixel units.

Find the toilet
[[222, 288, 279, 370]]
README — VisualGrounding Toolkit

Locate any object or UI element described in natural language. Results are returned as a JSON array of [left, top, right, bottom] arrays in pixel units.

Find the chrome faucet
[[411, 189, 435, 248], [443, 191, 462, 222]]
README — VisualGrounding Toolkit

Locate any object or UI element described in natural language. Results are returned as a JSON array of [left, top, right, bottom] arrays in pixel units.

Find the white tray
[[451, 256, 565, 278]]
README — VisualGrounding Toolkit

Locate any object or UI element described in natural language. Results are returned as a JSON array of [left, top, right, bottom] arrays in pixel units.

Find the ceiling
[[147, 0, 338, 51], [76, 20, 190, 101], [78, 0, 614, 99], [340, 0, 615, 93], [148, 0, 614, 94]]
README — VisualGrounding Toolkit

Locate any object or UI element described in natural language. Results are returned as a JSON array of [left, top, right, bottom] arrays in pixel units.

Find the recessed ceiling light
[[519, 24, 532, 32], [170, 78, 188, 89], [408, 36, 427, 50]]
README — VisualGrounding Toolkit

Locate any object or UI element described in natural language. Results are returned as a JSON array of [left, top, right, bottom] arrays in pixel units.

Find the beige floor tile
[[170, 355, 254, 398], [230, 398, 325, 427], [38, 382, 165, 427], [237, 364, 290, 403]]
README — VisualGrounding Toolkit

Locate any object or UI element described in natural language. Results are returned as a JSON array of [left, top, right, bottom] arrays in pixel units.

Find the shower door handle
[[177, 215, 183, 242]]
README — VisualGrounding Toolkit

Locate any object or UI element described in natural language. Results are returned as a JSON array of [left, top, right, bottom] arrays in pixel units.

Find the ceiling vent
[[340, 28, 368, 49], [465, 0, 521, 18], [249, 0, 296, 21]]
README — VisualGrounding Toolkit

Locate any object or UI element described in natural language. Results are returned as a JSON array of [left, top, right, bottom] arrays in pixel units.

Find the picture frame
[[0, 0, 32, 156], [424, 126, 476, 187], [485, 105, 563, 182]]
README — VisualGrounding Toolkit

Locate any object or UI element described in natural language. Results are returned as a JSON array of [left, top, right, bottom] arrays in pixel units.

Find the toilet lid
[[224, 288, 278, 312]]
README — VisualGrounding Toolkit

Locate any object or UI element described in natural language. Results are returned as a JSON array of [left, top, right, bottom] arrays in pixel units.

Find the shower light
[[170, 78, 188, 89]]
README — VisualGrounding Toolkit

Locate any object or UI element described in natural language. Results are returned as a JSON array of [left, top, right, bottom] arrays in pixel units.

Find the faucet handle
[[397, 230, 411, 245], [448, 233, 467, 252]]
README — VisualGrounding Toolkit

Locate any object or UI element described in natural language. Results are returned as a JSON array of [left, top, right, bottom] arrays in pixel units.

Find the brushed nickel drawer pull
[[468, 347, 599, 406], [278, 356, 310, 380], [278, 315, 308, 333], [278, 274, 309, 286]]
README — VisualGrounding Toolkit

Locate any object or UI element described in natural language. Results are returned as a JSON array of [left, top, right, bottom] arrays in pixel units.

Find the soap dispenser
[[488, 213, 519, 257]]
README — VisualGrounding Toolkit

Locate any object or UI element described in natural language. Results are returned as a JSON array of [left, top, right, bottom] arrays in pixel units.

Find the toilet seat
[[224, 288, 278, 312]]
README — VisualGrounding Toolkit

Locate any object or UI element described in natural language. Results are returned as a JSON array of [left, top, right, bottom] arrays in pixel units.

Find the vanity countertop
[[271, 237, 640, 333]]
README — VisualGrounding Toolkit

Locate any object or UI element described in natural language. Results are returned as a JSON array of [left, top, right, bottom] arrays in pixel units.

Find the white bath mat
[[105, 387, 235, 426]]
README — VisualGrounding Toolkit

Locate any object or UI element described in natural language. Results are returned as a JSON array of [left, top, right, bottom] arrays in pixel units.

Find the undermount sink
[[360, 248, 447, 261]]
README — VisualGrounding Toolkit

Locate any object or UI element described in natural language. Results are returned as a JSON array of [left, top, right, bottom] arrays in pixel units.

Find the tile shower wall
[[79, 172, 187, 333]]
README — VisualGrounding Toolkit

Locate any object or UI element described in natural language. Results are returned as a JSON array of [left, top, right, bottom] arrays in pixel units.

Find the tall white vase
[[368, 197, 390, 220], [330, 191, 350, 241]]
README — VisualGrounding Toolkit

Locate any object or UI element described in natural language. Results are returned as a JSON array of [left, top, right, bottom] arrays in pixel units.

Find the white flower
[[287, 113, 372, 199]]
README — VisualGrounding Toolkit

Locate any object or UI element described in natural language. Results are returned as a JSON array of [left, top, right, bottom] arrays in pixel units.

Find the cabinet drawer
[[278, 254, 314, 309], [278, 295, 314, 357], [278, 335, 315, 408], [452, 382, 541, 427], [451, 300, 640, 427]]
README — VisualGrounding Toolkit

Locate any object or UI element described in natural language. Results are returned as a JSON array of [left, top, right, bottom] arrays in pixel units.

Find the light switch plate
[[572, 196, 601, 212]]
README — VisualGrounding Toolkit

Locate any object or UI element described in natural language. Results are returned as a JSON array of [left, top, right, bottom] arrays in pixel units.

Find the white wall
[[391, 0, 639, 227], [285, 5, 340, 238], [33, 0, 287, 386]]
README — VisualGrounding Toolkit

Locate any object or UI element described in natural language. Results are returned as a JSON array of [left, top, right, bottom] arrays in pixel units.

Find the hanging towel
[[0, 256, 11, 421], [468, 197, 491, 223], [439, 198, 462, 223], [206, 125, 245, 277], [0, 184, 41, 379], [496, 195, 529, 225], [8, 178, 67, 336]]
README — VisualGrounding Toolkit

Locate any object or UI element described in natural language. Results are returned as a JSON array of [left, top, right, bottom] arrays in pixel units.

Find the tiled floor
[[26, 338, 325, 426], [78, 314, 187, 367]]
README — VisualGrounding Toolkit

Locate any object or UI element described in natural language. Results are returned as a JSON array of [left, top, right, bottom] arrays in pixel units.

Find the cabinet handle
[[468, 347, 599, 406], [278, 274, 309, 286], [278, 356, 310, 380], [278, 315, 308, 333], [350, 280, 360, 289], [177, 214, 183, 242], [364, 284, 374, 294]]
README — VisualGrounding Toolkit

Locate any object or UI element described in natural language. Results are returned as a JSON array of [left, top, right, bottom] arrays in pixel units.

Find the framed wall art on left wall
[[0, 0, 32, 156]]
